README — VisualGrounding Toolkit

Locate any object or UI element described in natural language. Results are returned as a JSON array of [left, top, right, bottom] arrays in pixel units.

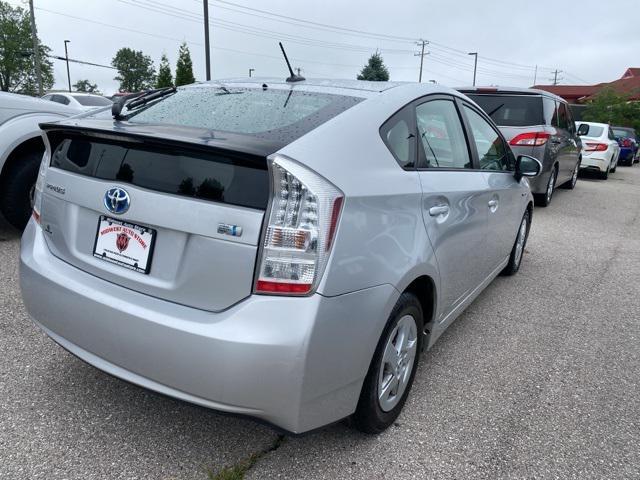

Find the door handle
[[428, 205, 449, 217], [488, 199, 498, 208]]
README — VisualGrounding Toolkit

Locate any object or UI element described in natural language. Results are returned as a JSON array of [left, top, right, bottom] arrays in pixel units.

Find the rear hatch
[[40, 125, 271, 312], [38, 84, 363, 312], [462, 91, 550, 157]]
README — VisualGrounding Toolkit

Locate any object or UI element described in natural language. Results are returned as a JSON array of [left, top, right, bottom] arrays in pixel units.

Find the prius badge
[[104, 187, 130, 215]]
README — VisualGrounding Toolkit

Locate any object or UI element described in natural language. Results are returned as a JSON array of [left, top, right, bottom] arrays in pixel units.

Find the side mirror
[[515, 155, 542, 181]]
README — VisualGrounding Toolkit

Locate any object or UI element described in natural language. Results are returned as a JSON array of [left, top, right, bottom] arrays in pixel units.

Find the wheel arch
[[0, 135, 45, 185], [400, 274, 436, 336]]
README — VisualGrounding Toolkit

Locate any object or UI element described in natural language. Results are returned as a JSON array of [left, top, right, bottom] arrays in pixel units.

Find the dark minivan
[[458, 87, 581, 206]]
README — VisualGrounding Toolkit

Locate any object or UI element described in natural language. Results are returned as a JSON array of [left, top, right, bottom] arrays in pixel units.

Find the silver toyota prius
[[20, 78, 540, 434]]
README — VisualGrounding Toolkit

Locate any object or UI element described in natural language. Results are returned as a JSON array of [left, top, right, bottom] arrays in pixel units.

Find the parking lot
[[1, 166, 639, 479]]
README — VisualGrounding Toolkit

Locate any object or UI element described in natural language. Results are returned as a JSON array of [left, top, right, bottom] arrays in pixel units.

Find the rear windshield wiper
[[487, 103, 505, 117], [112, 86, 177, 120]]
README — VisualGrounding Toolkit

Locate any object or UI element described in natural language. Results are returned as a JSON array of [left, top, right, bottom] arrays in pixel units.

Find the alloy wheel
[[378, 315, 418, 412], [546, 170, 556, 203]]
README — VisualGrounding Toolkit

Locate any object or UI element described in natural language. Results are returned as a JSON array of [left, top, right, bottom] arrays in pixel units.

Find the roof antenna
[[279, 42, 305, 83]]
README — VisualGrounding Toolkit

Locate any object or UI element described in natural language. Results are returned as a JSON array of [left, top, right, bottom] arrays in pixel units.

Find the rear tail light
[[584, 142, 608, 152], [255, 155, 344, 295], [509, 132, 551, 147], [621, 138, 632, 147], [32, 151, 49, 225]]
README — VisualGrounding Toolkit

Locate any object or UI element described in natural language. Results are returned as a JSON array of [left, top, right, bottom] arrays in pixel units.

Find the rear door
[[413, 95, 490, 319], [459, 101, 523, 272]]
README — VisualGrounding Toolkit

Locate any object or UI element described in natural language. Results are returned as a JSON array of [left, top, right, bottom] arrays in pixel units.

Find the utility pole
[[64, 40, 71, 92], [296, 67, 301, 76], [414, 40, 429, 83], [533, 65, 538, 86], [28, 0, 43, 96], [551, 69, 563, 86], [203, 0, 211, 81], [248, 68, 254, 78], [468, 52, 478, 86]]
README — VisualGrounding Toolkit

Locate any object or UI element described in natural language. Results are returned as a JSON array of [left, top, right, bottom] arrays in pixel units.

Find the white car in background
[[41, 92, 113, 111], [0, 92, 83, 229], [575, 121, 620, 179]]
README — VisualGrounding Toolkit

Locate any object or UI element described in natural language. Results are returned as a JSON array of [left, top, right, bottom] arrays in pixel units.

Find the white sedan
[[41, 92, 113, 111], [575, 121, 620, 179]]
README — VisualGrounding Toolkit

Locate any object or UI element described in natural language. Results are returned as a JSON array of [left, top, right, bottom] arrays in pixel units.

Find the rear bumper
[[580, 154, 609, 172], [20, 219, 399, 433]]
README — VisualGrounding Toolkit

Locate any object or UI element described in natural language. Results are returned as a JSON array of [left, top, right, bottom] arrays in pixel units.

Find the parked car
[[457, 87, 581, 207], [20, 79, 540, 434], [0, 92, 83, 229], [611, 126, 638, 166], [575, 122, 620, 179], [42, 92, 113, 111]]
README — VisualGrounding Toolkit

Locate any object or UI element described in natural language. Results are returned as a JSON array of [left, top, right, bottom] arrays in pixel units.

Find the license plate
[[93, 216, 156, 274]]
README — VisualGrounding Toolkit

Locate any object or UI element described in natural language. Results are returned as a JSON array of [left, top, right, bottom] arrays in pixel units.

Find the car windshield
[[465, 94, 544, 127], [125, 86, 363, 143]]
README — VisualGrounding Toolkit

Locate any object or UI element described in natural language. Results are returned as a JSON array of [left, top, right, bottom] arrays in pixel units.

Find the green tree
[[156, 53, 173, 88], [0, 1, 54, 94], [174, 42, 195, 86], [112, 47, 156, 92], [357, 52, 389, 82], [582, 87, 640, 132], [73, 79, 100, 94]]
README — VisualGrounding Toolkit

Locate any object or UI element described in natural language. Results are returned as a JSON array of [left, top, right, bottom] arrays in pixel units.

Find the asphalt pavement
[[1, 166, 639, 479]]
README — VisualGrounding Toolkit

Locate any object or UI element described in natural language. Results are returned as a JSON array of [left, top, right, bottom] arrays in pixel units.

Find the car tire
[[0, 151, 41, 230], [534, 167, 557, 207], [601, 161, 610, 180], [561, 162, 579, 190], [353, 292, 424, 434], [501, 209, 531, 276]]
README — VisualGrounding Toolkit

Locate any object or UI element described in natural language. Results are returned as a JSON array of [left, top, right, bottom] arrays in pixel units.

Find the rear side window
[[124, 87, 363, 144], [50, 136, 269, 210], [557, 102, 569, 130], [415, 99, 471, 169], [52, 95, 70, 105], [543, 97, 557, 126], [465, 94, 544, 126], [380, 106, 416, 169]]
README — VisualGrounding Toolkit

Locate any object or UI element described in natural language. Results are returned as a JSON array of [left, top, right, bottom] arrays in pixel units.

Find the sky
[[8, 0, 640, 96]]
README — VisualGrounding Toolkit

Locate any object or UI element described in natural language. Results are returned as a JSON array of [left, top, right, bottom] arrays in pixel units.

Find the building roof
[[621, 68, 640, 79], [530, 85, 600, 101], [533, 67, 640, 103]]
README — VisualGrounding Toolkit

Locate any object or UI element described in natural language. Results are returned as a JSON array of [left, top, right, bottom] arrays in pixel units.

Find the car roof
[[456, 86, 566, 103], [204, 77, 409, 93]]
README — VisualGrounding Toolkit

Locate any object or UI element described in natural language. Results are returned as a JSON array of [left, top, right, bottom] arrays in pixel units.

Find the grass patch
[[207, 435, 286, 480]]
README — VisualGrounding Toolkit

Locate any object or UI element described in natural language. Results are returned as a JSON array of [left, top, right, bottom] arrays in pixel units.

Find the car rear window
[[613, 128, 636, 139], [465, 94, 544, 127], [578, 124, 604, 137], [75, 96, 113, 106], [50, 135, 269, 210], [124, 86, 363, 144]]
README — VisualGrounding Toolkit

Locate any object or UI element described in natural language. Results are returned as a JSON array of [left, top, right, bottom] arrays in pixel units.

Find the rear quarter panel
[[277, 89, 440, 301]]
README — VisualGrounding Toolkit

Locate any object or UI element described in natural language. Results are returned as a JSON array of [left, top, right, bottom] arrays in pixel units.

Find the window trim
[[458, 99, 515, 174]]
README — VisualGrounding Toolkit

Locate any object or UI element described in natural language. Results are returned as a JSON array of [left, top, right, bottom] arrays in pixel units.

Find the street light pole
[[468, 52, 478, 86], [64, 40, 71, 92], [28, 0, 43, 96]]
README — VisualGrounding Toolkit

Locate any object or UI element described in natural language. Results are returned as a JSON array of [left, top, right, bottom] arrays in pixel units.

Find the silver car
[[20, 79, 540, 434]]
